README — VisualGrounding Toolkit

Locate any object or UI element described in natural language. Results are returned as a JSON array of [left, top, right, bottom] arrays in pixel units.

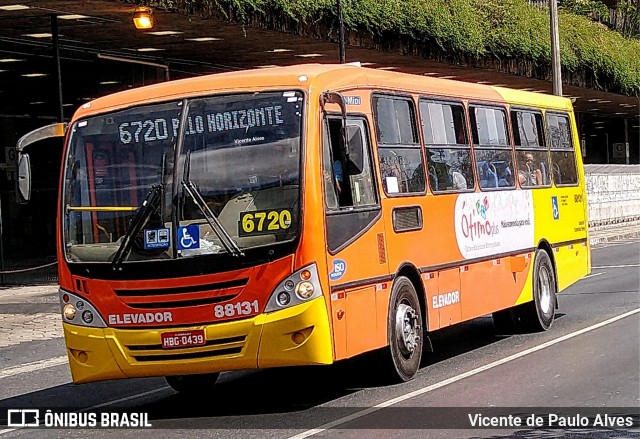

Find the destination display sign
[[112, 90, 303, 147], [118, 105, 285, 144]]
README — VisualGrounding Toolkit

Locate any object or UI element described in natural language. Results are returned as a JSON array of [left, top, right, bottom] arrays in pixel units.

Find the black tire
[[165, 372, 220, 393], [384, 276, 423, 382], [513, 249, 556, 332]]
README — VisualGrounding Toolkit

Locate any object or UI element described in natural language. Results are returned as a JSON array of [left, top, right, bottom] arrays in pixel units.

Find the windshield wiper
[[180, 150, 244, 257], [111, 184, 162, 269]]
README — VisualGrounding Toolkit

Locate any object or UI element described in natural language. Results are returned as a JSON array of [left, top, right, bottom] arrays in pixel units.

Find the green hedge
[[153, 0, 640, 95]]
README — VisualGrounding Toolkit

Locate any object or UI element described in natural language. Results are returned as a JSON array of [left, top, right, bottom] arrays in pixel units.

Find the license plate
[[161, 329, 206, 349]]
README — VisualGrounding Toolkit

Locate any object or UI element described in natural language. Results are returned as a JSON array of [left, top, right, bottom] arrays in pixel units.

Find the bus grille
[[125, 295, 237, 309], [113, 279, 248, 309], [125, 335, 246, 362]]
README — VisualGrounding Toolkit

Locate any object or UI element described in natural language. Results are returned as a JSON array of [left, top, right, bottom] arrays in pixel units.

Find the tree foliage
[[148, 0, 640, 95], [559, 0, 640, 39], [559, 0, 610, 19], [612, 0, 640, 38]]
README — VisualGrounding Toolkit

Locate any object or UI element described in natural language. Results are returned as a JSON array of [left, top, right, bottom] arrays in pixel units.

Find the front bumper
[[63, 296, 333, 384]]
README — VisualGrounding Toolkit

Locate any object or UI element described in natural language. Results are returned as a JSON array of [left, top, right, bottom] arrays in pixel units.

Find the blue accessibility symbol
[[177, 225, 200, 250], [551, 196, 560, 220]]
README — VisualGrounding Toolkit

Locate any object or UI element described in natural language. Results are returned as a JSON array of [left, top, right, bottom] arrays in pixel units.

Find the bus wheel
[[517, 249, 556, 331], [165, 373, 220, 393], [386, 276, 423, 382]]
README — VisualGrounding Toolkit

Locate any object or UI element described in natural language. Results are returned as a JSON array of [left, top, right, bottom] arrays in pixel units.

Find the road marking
[[0, 356, 67, 380], [287, 308, 640, 439], [80, 387, 171, 411], [582, 272, 604, 279], [592, 264, 640, 269]]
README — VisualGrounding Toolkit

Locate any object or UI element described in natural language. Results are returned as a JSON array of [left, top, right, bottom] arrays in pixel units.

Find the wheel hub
[[539, 266, 552, 314], [395, 303, 420, 356]]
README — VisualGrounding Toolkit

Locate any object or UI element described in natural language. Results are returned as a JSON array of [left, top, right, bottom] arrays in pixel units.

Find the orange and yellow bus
[[16, 64, 590, 390]]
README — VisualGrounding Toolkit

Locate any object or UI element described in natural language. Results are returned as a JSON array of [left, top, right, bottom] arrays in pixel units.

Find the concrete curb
[[589, 229, 640, 246]]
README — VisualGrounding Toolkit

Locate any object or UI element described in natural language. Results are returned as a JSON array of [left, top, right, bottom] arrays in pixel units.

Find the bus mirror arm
[[320, 91, 350, 164], [15, 122, 67, 204]]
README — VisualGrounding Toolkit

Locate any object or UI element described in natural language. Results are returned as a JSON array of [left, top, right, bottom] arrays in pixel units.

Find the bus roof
[[73, 63, 572, 120]]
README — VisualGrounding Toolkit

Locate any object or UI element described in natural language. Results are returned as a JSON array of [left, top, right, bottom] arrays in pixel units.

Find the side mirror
[[17, 153, 32, 203], [14, 122, 67, 204], [345, 125, 364, 175]]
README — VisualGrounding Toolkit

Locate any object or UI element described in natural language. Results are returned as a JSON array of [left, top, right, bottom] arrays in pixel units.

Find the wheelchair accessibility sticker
[[551, 196, 560, 220], [177, 225, 200, 250], [144, 228, 170, 249]]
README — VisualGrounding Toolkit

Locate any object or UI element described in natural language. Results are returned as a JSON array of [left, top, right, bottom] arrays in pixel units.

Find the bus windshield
[[63, 91, 303, 263]]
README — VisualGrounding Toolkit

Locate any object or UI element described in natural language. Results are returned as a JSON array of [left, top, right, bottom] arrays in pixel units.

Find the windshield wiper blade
[[181, 179, 244, 257], [179, 149, 243, 257], [111, 184, 162, 269]]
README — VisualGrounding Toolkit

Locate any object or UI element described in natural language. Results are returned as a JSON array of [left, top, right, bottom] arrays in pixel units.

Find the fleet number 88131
[[214, 300, 259, 318]]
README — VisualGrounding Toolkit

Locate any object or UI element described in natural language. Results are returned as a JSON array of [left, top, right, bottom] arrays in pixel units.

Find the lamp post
[[549, 0, 562, 96], [51, 14, 64, 122], [337, 0, 345, 63]]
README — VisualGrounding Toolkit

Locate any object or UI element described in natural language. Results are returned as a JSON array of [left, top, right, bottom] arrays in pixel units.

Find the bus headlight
[[59, 289, 107, 328], [265, 264, 323, 312], [295, 281, 314, 299], [82, 311, 94, 324], [63, 304, 77, 320], [277, 292, 291, 306]]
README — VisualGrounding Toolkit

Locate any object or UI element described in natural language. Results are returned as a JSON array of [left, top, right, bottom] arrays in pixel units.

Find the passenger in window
[[519, 153, 543, 186], [331, 135, 348, 204], [495, 162, 512, 187], [409, 165, 425, 192], [333, 159, 343, 194], [450, 166, 467, 190], [480, 162, 498, 188], [427, 165, 438, 191]]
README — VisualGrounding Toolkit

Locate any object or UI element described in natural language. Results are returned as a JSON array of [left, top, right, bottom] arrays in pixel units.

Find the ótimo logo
[[476, 196, 490, 219]]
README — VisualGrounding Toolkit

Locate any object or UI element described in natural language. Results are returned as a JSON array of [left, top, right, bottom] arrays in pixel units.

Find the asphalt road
[[0, 238, 638, 438]]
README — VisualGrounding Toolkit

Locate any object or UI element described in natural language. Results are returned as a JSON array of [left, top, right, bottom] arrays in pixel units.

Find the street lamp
[[133, 8, 154, 30], [549, 0, 562, 96], [337, 0, 345, 63], [51, 14, 63, 122]]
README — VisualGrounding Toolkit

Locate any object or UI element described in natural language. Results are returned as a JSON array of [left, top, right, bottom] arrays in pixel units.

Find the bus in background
[[15, 64, 590, 390]]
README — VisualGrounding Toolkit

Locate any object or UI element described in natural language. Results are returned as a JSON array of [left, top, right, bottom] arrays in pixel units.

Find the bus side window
[[323, 117, 377, 209], [322, 119, 341, 209], [420, 99, 474, 192], [547, 113, 578, 186], [373, 95, 425, 195], [470, 106, 514, 190], [512, 110, 550, 188]]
